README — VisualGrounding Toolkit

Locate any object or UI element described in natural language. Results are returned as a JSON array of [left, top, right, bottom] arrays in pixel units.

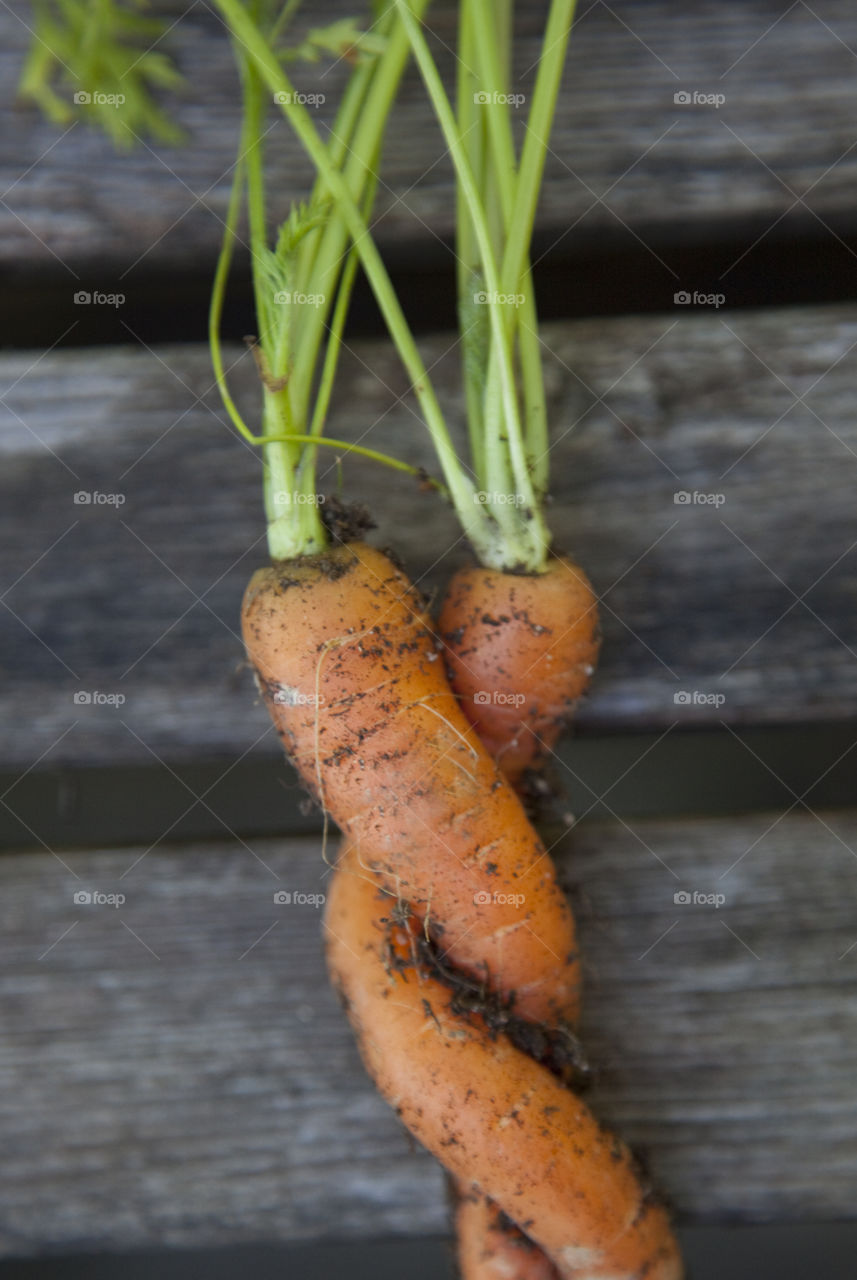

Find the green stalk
[[469, 0, 549, 499], [297, 170, 381, 505], [291, 6, 405, 414], [500, 0, 577, 298], [213, 0, 507, 566], [456, 2, 486, 483], [396, 0, 548, 567], [209, 152, 248, 442]]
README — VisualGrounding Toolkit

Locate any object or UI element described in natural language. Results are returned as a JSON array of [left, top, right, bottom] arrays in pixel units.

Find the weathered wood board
[[1, 809, 855, 1255], [4, 1, 857, 273], [2, 305, 856, 771]]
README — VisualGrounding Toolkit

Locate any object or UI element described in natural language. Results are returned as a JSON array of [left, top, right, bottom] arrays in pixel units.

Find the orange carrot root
[[438, 555, 600, 785], [245, 541, 680, 1278], [325, 845, 683, 1280], [438, 554, 601, 1275], [454, 1187, 562, 1280], [242, 540, 580, 1026]]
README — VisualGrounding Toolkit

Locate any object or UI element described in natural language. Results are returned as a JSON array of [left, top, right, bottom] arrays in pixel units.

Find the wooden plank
[[4, 1, 857, 273], [1, 809, 855, 1255], [2, 304, 856, 771]]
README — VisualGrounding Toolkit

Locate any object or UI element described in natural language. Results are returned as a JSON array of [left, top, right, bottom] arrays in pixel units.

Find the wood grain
[[4, 2, 857, 274], [1, 808, 855, 1254], [2, 305, 856, 771]]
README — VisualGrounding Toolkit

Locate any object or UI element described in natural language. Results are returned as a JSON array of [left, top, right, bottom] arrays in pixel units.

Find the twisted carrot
[[242, 541, 580, 1025], [241, 540, 681, 1277], [439, 555, 601, 1277], [325, 845, 682, 1279]]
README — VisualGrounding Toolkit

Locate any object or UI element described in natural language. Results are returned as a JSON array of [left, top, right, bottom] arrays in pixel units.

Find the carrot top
[[214, 0, 579, 572], [209, 1, 434, 561], [23, 2, 580, 570]]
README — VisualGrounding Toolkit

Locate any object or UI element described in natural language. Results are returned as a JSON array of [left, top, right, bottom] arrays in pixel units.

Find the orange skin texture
[[437, 556, 600, 786], [455, 1192, 561, 1280], [245, 541, 680, 1277], [325, 846, 683, 1280], [241, 541, 580, 1026], [439, 556, 601, 1276]]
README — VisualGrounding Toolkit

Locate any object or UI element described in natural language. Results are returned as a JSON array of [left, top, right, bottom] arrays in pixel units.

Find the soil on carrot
[[321, 493, 376, 545], [494, 1207, 542, 1249], [380, 900, 591, 1090]]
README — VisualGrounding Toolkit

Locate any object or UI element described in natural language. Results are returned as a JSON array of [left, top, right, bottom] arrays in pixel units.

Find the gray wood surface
[[2, 304, 857, 771], [1, 808, 855, 1255], [4, 1, 857, 273]]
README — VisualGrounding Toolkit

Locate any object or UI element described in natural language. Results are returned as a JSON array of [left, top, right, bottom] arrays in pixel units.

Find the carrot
[[439, 554, 600, 786], [216, 7, 683, 1273], [438, 554, 599, 1276], [325, 843, 683, 1280], [241, 539, 581, 1027], [455, 1190, 562, 1280]]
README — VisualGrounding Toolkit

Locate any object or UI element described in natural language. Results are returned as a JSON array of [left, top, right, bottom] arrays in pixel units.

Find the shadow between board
[[1, 722, 854, 853], [2, 1224, 857, 1280]]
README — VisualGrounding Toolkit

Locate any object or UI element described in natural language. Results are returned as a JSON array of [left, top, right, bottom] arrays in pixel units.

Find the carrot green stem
[[212, 0, 518, 568], [211, 0, 435, 561], [395, 0, 550, 569], [468, 0, 549, 500], [212, 0, 577, 572], [456, 3, 487, 485]]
